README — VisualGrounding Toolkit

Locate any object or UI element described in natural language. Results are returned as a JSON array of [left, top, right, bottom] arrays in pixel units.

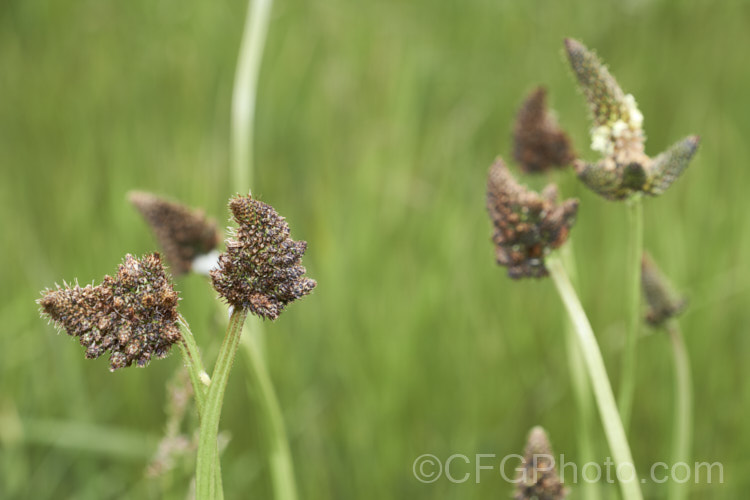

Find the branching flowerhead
[[210, 195, 316, 320], [487, 158, 578, 279], [129, 191, 220, 276], [38, 253, 181, 371], [641, 253, 687, 326], [514, 426, 567, 500], [513, 86, 576, 174], [564, 38, 699, 200]]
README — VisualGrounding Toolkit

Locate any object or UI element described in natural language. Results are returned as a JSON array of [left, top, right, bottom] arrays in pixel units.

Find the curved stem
[[619, 196, 643, 431], [560, 244, 600, 500], [242, 321, 298, 500], [178, 316, 210, 412], [196, 308, 249, 500], [548, 256, 643, 500], [231, 0, 274, 195], [666, 320, 692, 500], [177, 316, 224, 500]]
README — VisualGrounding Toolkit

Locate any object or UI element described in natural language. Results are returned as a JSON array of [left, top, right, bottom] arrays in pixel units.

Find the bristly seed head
[[486, 158, 578, 279], [513, 86, 576, 174], [514, 426, 567, 500], [564, 38, 642, 133], [564, 38, 699, 200], [37, 253, 181, 371], [129, 191, 220, 276], [641, 253, 687, 327], [210, 195, 316, 320]]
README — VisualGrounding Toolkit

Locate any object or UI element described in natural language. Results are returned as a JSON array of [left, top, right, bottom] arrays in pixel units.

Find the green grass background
[[1, 0, 748, 498]]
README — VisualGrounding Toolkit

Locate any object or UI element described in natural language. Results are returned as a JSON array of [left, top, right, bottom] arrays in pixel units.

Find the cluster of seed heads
[[488, 38, 700, 279], [486, 159, 578, 279], [210, 195, 317, 320], [37, 253, 181, 371], [39, 190, 317, 370]]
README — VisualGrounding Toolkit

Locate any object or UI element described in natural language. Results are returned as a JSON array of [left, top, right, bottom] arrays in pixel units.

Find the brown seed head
[[38, 253, 181, 371], [641, 253, 687, 327], [487, 159, 578, 279], [129, 191, 220, 276], [513, 87, 576, 174], [514, 426, 567, 500], [210, 195, 316, 320]]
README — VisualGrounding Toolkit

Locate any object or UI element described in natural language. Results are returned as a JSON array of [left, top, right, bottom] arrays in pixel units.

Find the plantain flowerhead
[[38, 253, 181, 371], [513, 86, 576, 174], [564, 38, 699, 200], [641, 253, 687, 327], [210, 195, 316, 320], [129, 191, 221, 276], [514, 426, 567, 500], [487, 158, 578, 279]]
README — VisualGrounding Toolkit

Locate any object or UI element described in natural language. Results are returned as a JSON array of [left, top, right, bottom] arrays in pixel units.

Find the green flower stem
[[178, 316, 209, 412], [619, 196, 643, 431], [241, 320, 298, 500], [195, 307, 249, 500], [231, 0, 274, 194], [560, 244, 600, 500], [666, 319, 692, 500], [547, 256, 643, 500], [177, 316, 224, 500]]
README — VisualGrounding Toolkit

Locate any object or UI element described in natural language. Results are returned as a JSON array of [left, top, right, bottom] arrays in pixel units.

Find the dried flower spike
[[487, 158, 578, 279], [513, 86, 576, 174], [514, 426, 567, 500], [641, 253, 687, 326], [210, 195, 316, 320], [37, 253, 181, 371], [129, 191, 221, 276], [564, 38, 699, 200]]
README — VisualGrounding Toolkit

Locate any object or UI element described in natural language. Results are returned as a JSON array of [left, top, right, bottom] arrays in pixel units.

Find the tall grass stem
[[619, 196, 643, 430], [231, 0, 274, 195], [560, 244, 600, 500], [666, 319, 692, 500], [547, 255, 643, 500], [242, 323, 299, 500]]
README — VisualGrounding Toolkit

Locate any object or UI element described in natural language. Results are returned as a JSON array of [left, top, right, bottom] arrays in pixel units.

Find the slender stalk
[[619, 196, 643, 431], [231, 0, 274, 194], [666, 319, 692, 500], [560, 244, 600, 500], [178, 316, 210, 412], [242, 322, 298, 500], [177, 316, 224, 500], [547, 255, 643, 500], [196, 308, 249, 500]]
